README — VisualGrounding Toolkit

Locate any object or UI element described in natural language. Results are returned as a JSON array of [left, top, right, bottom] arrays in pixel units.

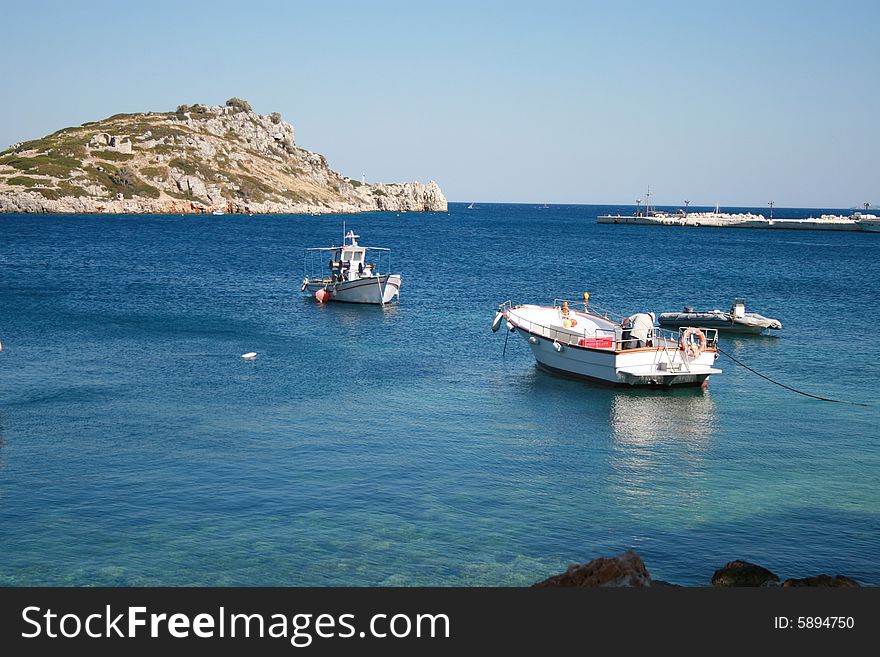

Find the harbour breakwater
[[597, 212, 879, 232]]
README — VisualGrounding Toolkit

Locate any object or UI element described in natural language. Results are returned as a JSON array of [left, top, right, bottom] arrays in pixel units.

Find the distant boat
[[467, 202, 476, 209], [858, 214, 880, 232], [212, 209, 225, 215], [659, 299, 782, 334], [540, 203, 549, 209]]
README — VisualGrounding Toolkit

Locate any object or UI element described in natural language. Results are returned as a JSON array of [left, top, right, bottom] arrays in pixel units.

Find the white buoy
[[241, 352, 257, 359]]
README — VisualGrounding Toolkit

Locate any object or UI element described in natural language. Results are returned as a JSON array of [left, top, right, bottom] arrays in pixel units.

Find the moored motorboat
[[301, 230, 400, 305], [494, 296, 721, 387], [658, 299, 781, 334]]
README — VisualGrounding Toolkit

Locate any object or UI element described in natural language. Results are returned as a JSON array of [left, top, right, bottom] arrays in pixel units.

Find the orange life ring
[[680, 327, 707, 357]]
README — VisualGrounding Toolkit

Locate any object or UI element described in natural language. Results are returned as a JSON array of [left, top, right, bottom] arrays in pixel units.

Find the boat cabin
[[327, 231, 376, 282]]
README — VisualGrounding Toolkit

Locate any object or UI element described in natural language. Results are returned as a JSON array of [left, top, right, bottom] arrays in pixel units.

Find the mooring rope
[[716, 346, 869, 406]]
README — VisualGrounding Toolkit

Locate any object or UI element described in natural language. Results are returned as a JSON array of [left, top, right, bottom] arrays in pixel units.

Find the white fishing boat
[[301, 230, 400, 305], [854, 212, 880, 232], [493, 296, 721, 387], [658, 299, 781, 334]]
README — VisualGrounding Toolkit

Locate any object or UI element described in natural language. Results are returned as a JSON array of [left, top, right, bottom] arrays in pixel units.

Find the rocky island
[[0, 98, 447, 215]]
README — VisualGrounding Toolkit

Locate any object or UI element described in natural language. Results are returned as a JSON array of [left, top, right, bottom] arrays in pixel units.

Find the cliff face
[[0, 102, 447, 214]]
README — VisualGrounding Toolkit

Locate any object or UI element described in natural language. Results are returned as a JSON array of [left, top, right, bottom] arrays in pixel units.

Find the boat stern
[[616, 364, 722, 387]]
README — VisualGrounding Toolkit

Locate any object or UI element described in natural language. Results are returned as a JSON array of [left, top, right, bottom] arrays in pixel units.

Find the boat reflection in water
[[306, 295, 400, 320], [607, 390, 717, 523], [610, 391, 717, 446]]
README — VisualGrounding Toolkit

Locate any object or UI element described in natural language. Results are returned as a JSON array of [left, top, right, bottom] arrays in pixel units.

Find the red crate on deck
[[578, 337, 613, 349]]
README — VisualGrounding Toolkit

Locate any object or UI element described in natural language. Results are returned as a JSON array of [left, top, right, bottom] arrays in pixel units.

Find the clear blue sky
[[3, 0, 877, 207]]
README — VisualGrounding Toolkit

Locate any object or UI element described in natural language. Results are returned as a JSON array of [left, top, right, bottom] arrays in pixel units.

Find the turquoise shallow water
[[0, 203, 878, 585]]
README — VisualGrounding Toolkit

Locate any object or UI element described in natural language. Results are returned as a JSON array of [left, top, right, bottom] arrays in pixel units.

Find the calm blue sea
[[0, 203, 878, 586]]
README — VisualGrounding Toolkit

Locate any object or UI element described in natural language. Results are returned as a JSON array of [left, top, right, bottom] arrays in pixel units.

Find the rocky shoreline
[[533, 550, 861, 587], [0, 99, 447, 215]]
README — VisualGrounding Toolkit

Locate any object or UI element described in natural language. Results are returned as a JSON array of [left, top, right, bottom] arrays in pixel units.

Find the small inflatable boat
[[658, 299, 781, 334]]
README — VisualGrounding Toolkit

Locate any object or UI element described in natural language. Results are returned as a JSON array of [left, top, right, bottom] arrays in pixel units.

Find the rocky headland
[[0, 98, 447, 215]]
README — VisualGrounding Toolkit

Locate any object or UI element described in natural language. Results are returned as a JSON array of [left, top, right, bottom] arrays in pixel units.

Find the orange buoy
[[315, 289, 330, 303]]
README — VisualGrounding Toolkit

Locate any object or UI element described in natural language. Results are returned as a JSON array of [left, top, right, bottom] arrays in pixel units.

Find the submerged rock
[[533, 550, 652, 587], [711, 560, 780, 587], [782, 575, 859, 587]]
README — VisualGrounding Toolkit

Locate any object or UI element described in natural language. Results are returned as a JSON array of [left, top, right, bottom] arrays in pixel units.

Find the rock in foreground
[[533, 550, 652, 587], [0, 99, 447, 215], [535, 552, 861, 587], [711, 560, 780, 587], [782, 575, 860, 587]]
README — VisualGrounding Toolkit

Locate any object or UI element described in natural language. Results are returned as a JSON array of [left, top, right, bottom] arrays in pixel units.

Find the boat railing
[[505, 301, 719, 352], [552, 298, 633, 324]]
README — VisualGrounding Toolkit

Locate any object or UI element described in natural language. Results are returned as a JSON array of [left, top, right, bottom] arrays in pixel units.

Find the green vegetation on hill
[[7, 176, 42, 187], [3, 153, 81, 178], [226, 97, 252, 112]]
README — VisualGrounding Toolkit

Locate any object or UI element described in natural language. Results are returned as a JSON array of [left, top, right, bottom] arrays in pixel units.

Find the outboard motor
[[731, 298, 746, 319]]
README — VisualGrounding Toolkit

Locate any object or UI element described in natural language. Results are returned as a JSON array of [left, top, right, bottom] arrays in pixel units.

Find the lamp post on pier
[[769, 200, 775, 219]]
